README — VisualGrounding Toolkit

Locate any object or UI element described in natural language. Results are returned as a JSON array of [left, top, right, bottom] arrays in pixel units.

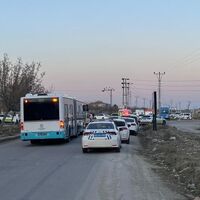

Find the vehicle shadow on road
[[85, 148, 120, 154], [24, 138, 78, 147]]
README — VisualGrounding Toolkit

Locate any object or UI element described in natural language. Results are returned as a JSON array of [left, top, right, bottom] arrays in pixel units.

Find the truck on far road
[[159, 106, 170, 120]]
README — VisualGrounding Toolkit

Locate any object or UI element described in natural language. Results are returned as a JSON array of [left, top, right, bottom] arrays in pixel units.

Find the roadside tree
[[0, 54, 46, 124]]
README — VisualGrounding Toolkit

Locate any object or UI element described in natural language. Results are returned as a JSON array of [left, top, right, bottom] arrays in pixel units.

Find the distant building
[[88, 101, 110, 114], [88, 101, 118, 114]]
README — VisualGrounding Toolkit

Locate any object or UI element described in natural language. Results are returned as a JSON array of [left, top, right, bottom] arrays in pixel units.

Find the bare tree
[[0, 54, 46, 122]]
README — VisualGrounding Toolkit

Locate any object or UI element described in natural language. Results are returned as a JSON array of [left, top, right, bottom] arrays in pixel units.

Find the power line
[[134, 79, 200, 82], [134, 87, 200, 92], [164, 80, 200, 82], [134, 96, 139, 108], [164, 48, 200, 72], [134, 83, 200, 88]]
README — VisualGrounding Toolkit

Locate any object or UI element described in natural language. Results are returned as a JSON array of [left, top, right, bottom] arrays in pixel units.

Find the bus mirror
[[83, 104, 89, 112]]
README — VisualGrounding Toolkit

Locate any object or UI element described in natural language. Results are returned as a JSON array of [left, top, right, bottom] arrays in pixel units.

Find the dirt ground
[[138, 124, 200, 200], [0, 125, 20, 137]]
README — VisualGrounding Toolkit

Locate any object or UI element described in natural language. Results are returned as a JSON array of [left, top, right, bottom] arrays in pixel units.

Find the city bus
[[20, 93, 86, 144]]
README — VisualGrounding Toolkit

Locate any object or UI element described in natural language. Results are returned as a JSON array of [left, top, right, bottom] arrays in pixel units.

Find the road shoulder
[[138, 125, 200, 199]]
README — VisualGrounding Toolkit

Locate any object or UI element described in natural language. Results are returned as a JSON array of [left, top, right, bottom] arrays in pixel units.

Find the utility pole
[[128, 83, 133, 107], [135, 96, 139, 108], [143, 98, 146, 108], [127, 82, 130, 106], [175, 102, 178, 112], [121, 78, 129, 108], [149, 100, 152, 109], [102, 87, 115, 107], [187, 101, 191, 111], [170, 99, 173, 110], [153, 91, 157, 131], [154, 72, 165, 111], [179, 101, 181, 112]]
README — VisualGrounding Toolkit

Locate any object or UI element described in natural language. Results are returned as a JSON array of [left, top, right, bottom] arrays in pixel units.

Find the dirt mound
[[139, 125, 200, 199]]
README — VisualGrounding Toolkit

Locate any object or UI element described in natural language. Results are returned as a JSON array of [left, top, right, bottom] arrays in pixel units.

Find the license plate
[[38, 132, 47, 136], [94, 133, 106, 137]]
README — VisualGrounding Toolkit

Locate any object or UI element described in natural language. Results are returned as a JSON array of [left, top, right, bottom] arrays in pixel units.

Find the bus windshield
[[24, 98, 59, 121]]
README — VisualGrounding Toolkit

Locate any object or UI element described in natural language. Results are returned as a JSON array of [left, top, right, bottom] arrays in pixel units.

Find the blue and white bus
[[20, 93, 86, 144]]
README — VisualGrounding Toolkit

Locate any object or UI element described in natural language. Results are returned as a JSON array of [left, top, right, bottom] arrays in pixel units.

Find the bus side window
[[78, 105, 81, 115], [70, 105, 73, 115], [64, 105, 68, 118]]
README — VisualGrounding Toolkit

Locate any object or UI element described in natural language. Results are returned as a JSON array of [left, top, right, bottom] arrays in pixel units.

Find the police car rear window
[[87, 123, 114, 129], [114, 121, 125, 127]]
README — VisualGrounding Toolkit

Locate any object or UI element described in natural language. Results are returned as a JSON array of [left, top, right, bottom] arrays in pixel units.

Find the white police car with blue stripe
[[82, 121, 121, 153]]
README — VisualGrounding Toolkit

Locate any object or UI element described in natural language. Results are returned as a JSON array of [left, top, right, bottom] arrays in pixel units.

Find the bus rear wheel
[[30, 140, 38, 145], [65, 133, 71, 143], [82, 148, 88, 153]]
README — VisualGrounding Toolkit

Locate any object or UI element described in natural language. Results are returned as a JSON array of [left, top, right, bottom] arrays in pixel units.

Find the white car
[[156, 117, 166, 125], [94, 113, 109, 120], [181, 113, 192, 120], [82, 121, 121, 153], [140, 115, 153, 125], [113, 118, 130, 144], [122, 117, 139, 135]]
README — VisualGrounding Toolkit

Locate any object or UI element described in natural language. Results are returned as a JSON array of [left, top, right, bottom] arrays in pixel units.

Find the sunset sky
[[1, 0, 200, 108]]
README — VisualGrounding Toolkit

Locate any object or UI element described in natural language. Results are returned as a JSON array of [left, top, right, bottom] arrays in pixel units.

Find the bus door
[[69, 104, 74, 137], [73, 99, 78, 136], [64, 104, 70, 138]]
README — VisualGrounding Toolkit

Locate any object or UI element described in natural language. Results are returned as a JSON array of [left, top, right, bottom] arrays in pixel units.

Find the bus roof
[[23, 93, 86, 104], [24, 93, 74, 99]]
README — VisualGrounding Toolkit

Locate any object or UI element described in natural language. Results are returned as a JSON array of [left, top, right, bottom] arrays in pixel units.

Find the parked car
[[122, 117, 139, 135], [113, 118, 130, 144], [0, 114, 19, 124], [82, 120, 121, 153], [174, 112, 182, 120], [181, 113, 192, 120]]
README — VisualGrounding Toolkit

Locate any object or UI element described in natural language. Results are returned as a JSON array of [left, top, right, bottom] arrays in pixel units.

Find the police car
[[113, 118, 130, 144], [82, 120, 121, 153], [122, 117, 139, 135]]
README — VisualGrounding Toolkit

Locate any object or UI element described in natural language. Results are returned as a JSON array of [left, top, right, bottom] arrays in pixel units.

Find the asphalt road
[[168, 119, 200, 134], [0, 136, 186, 200]]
